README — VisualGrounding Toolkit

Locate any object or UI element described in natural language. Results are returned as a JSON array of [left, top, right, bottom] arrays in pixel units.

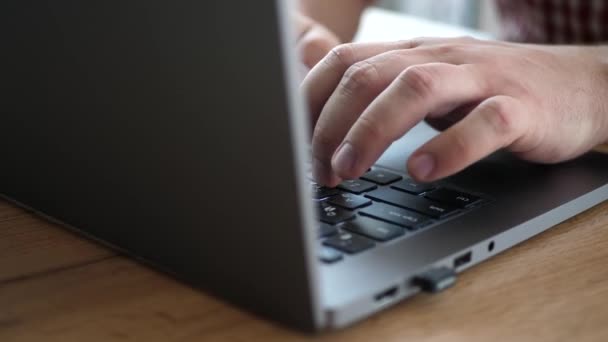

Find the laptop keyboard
[[312, 168, 487, 264]]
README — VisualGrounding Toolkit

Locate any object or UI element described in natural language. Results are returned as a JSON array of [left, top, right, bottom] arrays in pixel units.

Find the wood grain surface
[[1, 196, 607, 342]]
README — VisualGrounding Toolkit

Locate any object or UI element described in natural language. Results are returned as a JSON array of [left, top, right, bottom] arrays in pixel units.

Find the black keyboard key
[[337, 179, 377, 194], [323, 231, 375, 254], [391, 178, 436, 195], [365, 188, 458, 219], [319, 223, 338, 238], [317, 203, 356, 225], [359, 203, 431, 229], [318, 246, 343, 263], [425, 188, 481, 208], [327, 193, 372, 210], [341, 216, 405, 242], [311, 183, 340, 199], [361, 170, 402, 185]]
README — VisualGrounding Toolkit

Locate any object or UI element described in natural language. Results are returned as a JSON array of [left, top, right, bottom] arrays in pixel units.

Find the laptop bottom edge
[[321, 184, 608, 329]]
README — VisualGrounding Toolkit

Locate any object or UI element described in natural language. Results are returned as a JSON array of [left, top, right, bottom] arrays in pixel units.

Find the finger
[[309, 38, 489, 186], [329, 63, 489, 180], [297, 23, 340, 69], [294, 12, 314, 38], [407, 95, 529, 182], [311, 51, 458, 186], [302, 36, 479, 128], [302, 40, 423, 128]]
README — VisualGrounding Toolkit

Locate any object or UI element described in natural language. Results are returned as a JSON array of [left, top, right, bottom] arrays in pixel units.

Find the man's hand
[[303, 37, 608, 186]]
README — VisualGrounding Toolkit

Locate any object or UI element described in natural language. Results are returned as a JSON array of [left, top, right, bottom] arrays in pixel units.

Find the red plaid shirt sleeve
[[496, 0, 608, 44]]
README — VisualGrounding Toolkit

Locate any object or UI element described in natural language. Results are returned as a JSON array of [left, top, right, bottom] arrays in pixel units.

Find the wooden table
[[2, 8, 608, 342], [1, 167, 608, 342]]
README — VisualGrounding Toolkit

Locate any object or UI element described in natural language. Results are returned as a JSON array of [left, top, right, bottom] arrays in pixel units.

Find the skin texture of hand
[[303, 37, 608, 187]]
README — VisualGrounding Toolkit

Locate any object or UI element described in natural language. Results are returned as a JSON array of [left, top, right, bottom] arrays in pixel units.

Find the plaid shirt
[[496, 0, 608, 44]]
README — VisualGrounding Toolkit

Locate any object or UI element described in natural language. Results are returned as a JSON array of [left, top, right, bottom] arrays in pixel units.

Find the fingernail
[[409, 153, 435, 180], [332, 142, 357, 175]]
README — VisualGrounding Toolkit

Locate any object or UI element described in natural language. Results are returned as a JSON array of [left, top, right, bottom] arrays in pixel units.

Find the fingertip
[[331, 142, 358, 179], [407, 152, 436, 182], [326, 176, 343, 188], [320, 174, 343, 188], [312, 157, 342, 187]]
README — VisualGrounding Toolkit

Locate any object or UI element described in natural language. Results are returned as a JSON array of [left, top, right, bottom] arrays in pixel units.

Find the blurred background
[[378, 0, 500, 36]]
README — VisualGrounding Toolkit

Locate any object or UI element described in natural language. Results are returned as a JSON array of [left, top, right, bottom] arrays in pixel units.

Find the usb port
[[374, 286, 398, 302], [453, 251, 472, 268]]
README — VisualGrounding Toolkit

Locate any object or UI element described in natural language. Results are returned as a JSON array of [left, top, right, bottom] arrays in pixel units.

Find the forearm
[[299, 0, 374, 42]]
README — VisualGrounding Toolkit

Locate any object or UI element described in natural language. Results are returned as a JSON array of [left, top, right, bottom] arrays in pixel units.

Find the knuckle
[[395, 37, 424, 49], [480, 99, 517, 136], [432, 44, 455, 56], [455, 35, 477, 43], [398, 66, 436, 100], [340, 61, 381, 97], [325, 43, 356, 70], [464, 64, 491, 94], [431, 43, 466, 57]]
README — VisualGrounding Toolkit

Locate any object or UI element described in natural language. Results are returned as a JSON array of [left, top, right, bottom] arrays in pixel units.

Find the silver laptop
[[2, 0, 607, 332]]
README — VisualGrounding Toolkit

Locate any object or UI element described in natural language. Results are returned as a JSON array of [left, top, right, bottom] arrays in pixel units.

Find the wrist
[[559, 45, 608, 146]]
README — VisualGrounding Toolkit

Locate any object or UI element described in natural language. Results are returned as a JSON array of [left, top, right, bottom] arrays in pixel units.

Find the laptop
[[2, 0, 607, 332]]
